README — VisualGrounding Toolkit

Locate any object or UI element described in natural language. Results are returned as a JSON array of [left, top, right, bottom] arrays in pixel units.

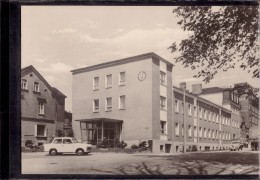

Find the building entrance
[[80, 120, 122, 146]]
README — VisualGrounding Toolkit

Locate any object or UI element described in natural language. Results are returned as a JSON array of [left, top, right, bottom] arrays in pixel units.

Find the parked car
[[43, 137, 92, 156], [230, 141, 243, 151]]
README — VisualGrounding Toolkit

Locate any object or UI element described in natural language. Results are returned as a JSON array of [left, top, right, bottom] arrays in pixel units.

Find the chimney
[[180, 82, 187, 91], [192, 84, 202, 94]]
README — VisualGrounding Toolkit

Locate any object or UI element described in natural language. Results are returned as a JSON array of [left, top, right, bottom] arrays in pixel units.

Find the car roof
[[54, 137, 74, 139]]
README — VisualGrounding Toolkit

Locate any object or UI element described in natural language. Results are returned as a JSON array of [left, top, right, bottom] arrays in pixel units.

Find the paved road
[[22, 151, 259, 175]]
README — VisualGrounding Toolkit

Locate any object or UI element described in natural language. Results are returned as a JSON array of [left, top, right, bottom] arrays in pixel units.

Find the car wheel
[[49, 149, 57, 156], [76, 149, 84, 156]]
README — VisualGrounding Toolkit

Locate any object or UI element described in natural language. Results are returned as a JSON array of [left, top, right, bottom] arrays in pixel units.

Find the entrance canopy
[[75, 118, 123, 123]]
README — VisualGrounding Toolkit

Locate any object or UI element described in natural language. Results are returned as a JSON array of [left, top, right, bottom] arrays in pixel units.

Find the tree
[[169, 6, 259, 83]]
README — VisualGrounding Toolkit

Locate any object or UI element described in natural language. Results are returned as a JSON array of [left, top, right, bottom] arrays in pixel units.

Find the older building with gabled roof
[[21, 65, 66, 146]]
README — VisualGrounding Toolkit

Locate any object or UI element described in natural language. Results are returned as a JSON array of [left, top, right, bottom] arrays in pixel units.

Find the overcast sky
[[22, 6, 259, 112]]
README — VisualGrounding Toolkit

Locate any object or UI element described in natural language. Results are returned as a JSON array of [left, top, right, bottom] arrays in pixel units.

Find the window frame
[[93, 76, 100, 90], [33, 81, 40, 92], [93, 99, 100, 112], [119, 95, 126, 110], [106, 97, 112, 111], [160, 96, 167, 110], [35, 124, 47, 137], [21, 79, 28, 90], [160, 71, 167, 86], [119, 71, 126, 86], [38, 101, 45, 115], [105, 74, 113, 88]]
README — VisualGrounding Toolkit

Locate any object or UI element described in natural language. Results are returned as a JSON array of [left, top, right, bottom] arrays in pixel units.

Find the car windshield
[[72, 138, 78, 143]]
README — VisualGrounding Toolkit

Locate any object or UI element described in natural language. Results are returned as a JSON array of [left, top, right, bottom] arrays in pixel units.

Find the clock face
[[138, 71, 146, 81]]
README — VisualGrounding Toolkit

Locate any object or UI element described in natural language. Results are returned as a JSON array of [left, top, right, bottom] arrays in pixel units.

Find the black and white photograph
[[18, 4, 259, 177]]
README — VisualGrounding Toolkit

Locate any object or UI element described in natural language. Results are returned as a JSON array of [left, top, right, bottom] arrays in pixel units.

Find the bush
[[130, 141, 150, 152], [131, 144, 139, 149]]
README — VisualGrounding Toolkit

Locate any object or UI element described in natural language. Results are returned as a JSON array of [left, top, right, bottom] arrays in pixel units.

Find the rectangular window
[[160, 96, 166, 110], [34, 82, 40, 92], [199, 127, 202, 138], [175, 123, 179, 136], [188, 104, 192, 116], [194, 126, 197, 137], [36, 124, 46, 137], [119, 72, 126, 86], [38, 102, 44, 115], [199, 108, 202, 118], [93, 77, 99, 90], [208, 129, 211, 139], [21, 79, 28, 90], [160, 121, 166, 134], [175, 100, 179, 113], [106, 97, 112, 111], [204, 110, 207, 120], [188, 125, 192, 137], [160, 71, 166, 85], [194, 106, 197, 117], [106, 74, 112, 88], [204, 128, 207, 138], [93, 99, 99, 112], [119, 95, 126, 109], [208, 112, 211, 121]]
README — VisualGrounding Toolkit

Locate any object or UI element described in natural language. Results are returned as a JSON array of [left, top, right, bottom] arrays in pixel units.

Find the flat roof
[[71, 52, 173, 75]]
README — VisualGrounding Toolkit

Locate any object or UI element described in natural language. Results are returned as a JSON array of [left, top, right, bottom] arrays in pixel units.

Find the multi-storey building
[[21, 65, 66, 146], [71, 53, 240, 153], [234, 82, 259, 140], [193, 84, 242, 142], [173, 85, 238, 152]]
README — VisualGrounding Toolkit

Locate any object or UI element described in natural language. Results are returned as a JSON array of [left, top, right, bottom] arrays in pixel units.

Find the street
[[22, 151, 259, 175]]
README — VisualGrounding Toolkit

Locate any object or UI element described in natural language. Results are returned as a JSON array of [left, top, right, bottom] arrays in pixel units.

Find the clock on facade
[[138, 71, 146, 81]]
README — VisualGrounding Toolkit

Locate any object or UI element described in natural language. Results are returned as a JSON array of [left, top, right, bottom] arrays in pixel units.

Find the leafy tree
[[169, 6, 259, 83]]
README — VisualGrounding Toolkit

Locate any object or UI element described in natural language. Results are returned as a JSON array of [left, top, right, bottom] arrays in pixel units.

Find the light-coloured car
[[44, 137, 92, 156], [230, 141, 243, 151]]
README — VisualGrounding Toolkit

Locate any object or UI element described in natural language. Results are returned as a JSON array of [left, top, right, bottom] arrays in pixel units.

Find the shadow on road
[[45, 153, 93, 157], [89, 160, 259, 175]]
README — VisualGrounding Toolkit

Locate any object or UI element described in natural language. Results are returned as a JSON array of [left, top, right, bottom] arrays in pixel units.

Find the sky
[[22, 6, 259, 112]]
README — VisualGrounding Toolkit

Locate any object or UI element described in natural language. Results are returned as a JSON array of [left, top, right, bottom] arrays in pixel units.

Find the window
[[119, 72, 126, 86], [119, 95, 126, 109], [93, 99, 99, 112], [160, 121, 166, 134], [53, 139, 62, 144], [212, 130, 215, 139], [188, 126, 192, 137], [35, 124, 46, 137], [216, 114, 219, 123], [160, 71, 166, 85], [204, 110, 207, 120], [199, 108, 202, 118], [188, 104, 192, 116], [106, 74, 112, 88], [93, 77, 99, 90], [216, 131, 219, 139], [34, 82, 40, 92], [160, 96, 166, 110], [63, 139, 73, 144], [175, 123, 179, 136], [199, 127, 202, 138], [204, 128, 207, 138], [181, 102, 184, 114], [208, 111, 211, 121], [38, 102, 44, 115], [208, 129, 211, 139], [21, 79, 28, 90], [182, 124, 184, 136], [194, 106, 197, 117], [106, 97, 112, 111], [175, 100, 179, 113], [194, 126, 197, 137]]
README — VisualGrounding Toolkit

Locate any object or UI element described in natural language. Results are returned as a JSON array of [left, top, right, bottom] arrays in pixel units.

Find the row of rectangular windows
[[21, 79, 40, 92], [93, 72, 126, 90], [93, 95, 126, 112], [174, 99, 240, 128], [174, 124, 236, 140]]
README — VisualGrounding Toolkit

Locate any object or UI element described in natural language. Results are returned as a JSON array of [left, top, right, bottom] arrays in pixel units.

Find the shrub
[[131, 144, 139, 149]]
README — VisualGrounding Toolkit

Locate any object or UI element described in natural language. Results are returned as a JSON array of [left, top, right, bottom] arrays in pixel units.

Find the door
[[62, 139, 74, 152]]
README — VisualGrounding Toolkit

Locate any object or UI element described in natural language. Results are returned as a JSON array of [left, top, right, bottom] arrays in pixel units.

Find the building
[[193, 85, 242, 143], [173, 85, 237, 152], [234, 82, 259, 140], [71, 52, 239, 153], [64, 111, 73, 136], [21, 65, 66, 146]]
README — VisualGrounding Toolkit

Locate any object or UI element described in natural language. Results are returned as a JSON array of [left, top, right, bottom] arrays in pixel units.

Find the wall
[[72, 58, 154, 142]]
